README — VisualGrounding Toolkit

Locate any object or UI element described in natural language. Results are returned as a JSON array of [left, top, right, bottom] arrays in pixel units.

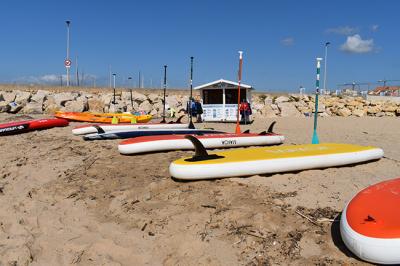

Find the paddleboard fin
[[175, 115, 184, 124], [93, 125, 105, 134], [259, 131, 267, 135], [243, 129, 250, 134], [184, 135, 224, 162], [267, 121, 276, 133]]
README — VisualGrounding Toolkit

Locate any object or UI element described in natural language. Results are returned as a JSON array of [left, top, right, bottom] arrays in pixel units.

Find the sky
[[0, 0, 399, 92]]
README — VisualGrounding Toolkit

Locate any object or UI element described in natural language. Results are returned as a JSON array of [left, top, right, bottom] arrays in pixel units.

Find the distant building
[[369, 86, 400, 96], [194, 79, 254, 122]]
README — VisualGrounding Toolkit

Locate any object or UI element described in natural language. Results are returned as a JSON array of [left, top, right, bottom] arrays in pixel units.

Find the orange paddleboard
[[55, 111, 152, 123]]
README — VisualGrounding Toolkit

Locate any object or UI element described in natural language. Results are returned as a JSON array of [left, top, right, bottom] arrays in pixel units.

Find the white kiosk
[[194, 79, 254, 122]]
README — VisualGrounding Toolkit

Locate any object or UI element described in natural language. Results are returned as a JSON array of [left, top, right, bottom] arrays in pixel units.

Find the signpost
[[312, 58, 323, 144]]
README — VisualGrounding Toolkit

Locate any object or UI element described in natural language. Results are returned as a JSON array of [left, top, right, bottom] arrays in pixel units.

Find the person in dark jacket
[[195, 98, 203, 122]]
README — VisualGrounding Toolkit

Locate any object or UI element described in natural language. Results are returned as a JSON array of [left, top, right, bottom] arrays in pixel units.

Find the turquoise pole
[[312, 58, 323, 144]]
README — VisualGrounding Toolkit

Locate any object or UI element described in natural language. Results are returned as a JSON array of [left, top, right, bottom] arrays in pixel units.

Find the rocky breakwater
[[251, 94, 400, 117], [0, 89, 190, 118], [0, 89, 399, 118]]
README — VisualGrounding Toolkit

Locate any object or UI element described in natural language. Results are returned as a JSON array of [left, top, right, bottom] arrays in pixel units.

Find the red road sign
[[64, 59, 71, 68]]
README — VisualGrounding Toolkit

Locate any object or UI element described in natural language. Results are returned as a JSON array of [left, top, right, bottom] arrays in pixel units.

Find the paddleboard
[[55, 111, 152, 123], [169, 136, 384, 180], [0, 118, 69, 136], [118, 122, 284, 154], [72, 116, 188, 135], [83, 128, 226, 140], [340, 177, 400, 264]]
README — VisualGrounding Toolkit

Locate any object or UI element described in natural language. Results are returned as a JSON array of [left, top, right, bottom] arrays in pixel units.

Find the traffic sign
[[64, 59, 71, 68]]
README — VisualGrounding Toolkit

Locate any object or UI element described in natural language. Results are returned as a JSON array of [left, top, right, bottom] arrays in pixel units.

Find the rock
[[15, 91, 31, 104], [251, 102, 264, 111], [0, 91, 16, 103], [88, 98, 104, 112], [396, 108, 400, 116], [0, 102, 11, 112], [107, 102, 126, 113], [382, 105, 397, 112], [258, 105, 277, 118], [375, 112, 385, 117], [138, 100, 153, 113], [352, 109, 366, 117], [23, 102, 43, 114], [274, 96, 290, 103], [63, 97, 88, 112], [264, 96, 273, 105], [8, 102, 23, 114], [30, 90, 49, 105], [148, 93, 160, 103], [367, 106, 381, 115], [44, 104, 60, 114], [385, 112, 396, 117], [101, 94, 114, 105], [278, 102, 302, 117], [336, 107, 352, 117], [54, 93, 78, 106], [166, 96, 179, 108], [131, 91, 147, 103]]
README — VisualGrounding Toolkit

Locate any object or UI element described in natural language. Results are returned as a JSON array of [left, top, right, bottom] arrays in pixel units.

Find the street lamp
[[112, 73, 116, 104], [162, 65, 167, 123], [188, 56, 195, 129], [65, 20, 71, 87], [323, 42, 330, 92]]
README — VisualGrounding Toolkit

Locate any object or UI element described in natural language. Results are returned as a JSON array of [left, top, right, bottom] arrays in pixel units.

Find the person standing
[[240, 100, 251, 124], [195, 98, 203, 123]]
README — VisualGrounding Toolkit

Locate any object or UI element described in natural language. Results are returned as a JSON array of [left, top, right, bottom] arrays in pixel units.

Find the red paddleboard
[[118, 132, 285, 154], [0, 118, 69, 136], [340, 177, 400, 264]]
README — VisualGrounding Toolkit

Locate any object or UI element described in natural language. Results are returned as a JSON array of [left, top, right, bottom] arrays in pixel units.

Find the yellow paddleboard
[[169, 142, 383, 180]]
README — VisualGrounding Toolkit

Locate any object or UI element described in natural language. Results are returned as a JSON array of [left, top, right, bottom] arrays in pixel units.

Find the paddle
[[312, 58, 323, 144], [235, 51, 244, 134], [161, 65, 167, 123], [188, 57, 195, 129]]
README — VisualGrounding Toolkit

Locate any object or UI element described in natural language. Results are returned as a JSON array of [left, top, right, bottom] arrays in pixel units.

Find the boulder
[[8, 102, 23, 114], [385, 112, 396, 117], [336, 107, 352, 117], [101, 94, 114, 105], [31, 90, 49, 105], [43, 104, 60, 114], [148, 93, 160, 103], [107, 102, 126, 113], [165, 95, 179, 108], [375, 112, 385, 117], [15, 91, 31, 104], [131, 91, 147, 103], [88, 98, 104, 112], [0, 91, 16, 103], [138, 100, 153, 113], [258, 105, 278, 118], [396, 108, 400, 116], [352, 109, 366, 117], [54, 93, 78, 106], [367, 106, 381, 115], [382, 104, 397, 112], [63, 97, 88, 112], [278, 102, 302, 117], [0, 102, 11, 113], [23, 102, 43, 114], [274, 96, 290, 103]]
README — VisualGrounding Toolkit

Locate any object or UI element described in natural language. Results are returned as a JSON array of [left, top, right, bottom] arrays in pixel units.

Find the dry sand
[[0, 114, 399, 265]]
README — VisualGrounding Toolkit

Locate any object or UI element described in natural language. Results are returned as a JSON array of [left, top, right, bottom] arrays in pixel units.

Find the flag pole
[[235, 51, 243, 134], [312, 57, 323, 144]]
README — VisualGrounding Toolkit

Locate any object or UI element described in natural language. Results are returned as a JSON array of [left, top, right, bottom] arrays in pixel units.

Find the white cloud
[[326, 26, 358, 35], [14, 73, 97, 85], [281, 37, 294, 46], [371, 24, 379, 32], [340, 34, 374, 53]]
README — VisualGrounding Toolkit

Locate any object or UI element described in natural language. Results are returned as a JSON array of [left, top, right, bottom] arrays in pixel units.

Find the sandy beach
[[0, 114, 399, 265]]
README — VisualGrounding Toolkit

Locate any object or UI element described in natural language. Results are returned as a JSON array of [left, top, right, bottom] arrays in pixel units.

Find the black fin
[[267, 121, 276, 133], [258, 131, 267, 135], [93, 125, 105, 134], [243, 129, 250, 134], [184, 135, 224, 162], [175, 115, 184, 124]]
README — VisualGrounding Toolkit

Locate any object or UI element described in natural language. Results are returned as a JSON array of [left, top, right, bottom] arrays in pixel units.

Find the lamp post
[[235, 51, 243, 134], [112, 73, 116, 104], [65, 20, 71, 87], [323, 42, 330, 93]]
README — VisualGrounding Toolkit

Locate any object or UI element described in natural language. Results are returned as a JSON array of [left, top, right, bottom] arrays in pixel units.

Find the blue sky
[[0, 0, 399, 91]]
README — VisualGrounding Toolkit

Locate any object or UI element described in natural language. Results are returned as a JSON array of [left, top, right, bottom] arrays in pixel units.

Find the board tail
[[184, 135, 224, 162]]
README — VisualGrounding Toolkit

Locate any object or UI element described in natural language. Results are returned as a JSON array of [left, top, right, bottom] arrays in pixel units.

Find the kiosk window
[[225, 89, 247, 104], [203, 89, 223, 104]]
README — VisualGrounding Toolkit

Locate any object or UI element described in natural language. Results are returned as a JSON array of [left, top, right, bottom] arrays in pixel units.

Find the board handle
[[184, 135, 224, 162]]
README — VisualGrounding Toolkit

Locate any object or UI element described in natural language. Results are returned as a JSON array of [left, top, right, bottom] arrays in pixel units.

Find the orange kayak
[[55, 111, 152, 124]]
